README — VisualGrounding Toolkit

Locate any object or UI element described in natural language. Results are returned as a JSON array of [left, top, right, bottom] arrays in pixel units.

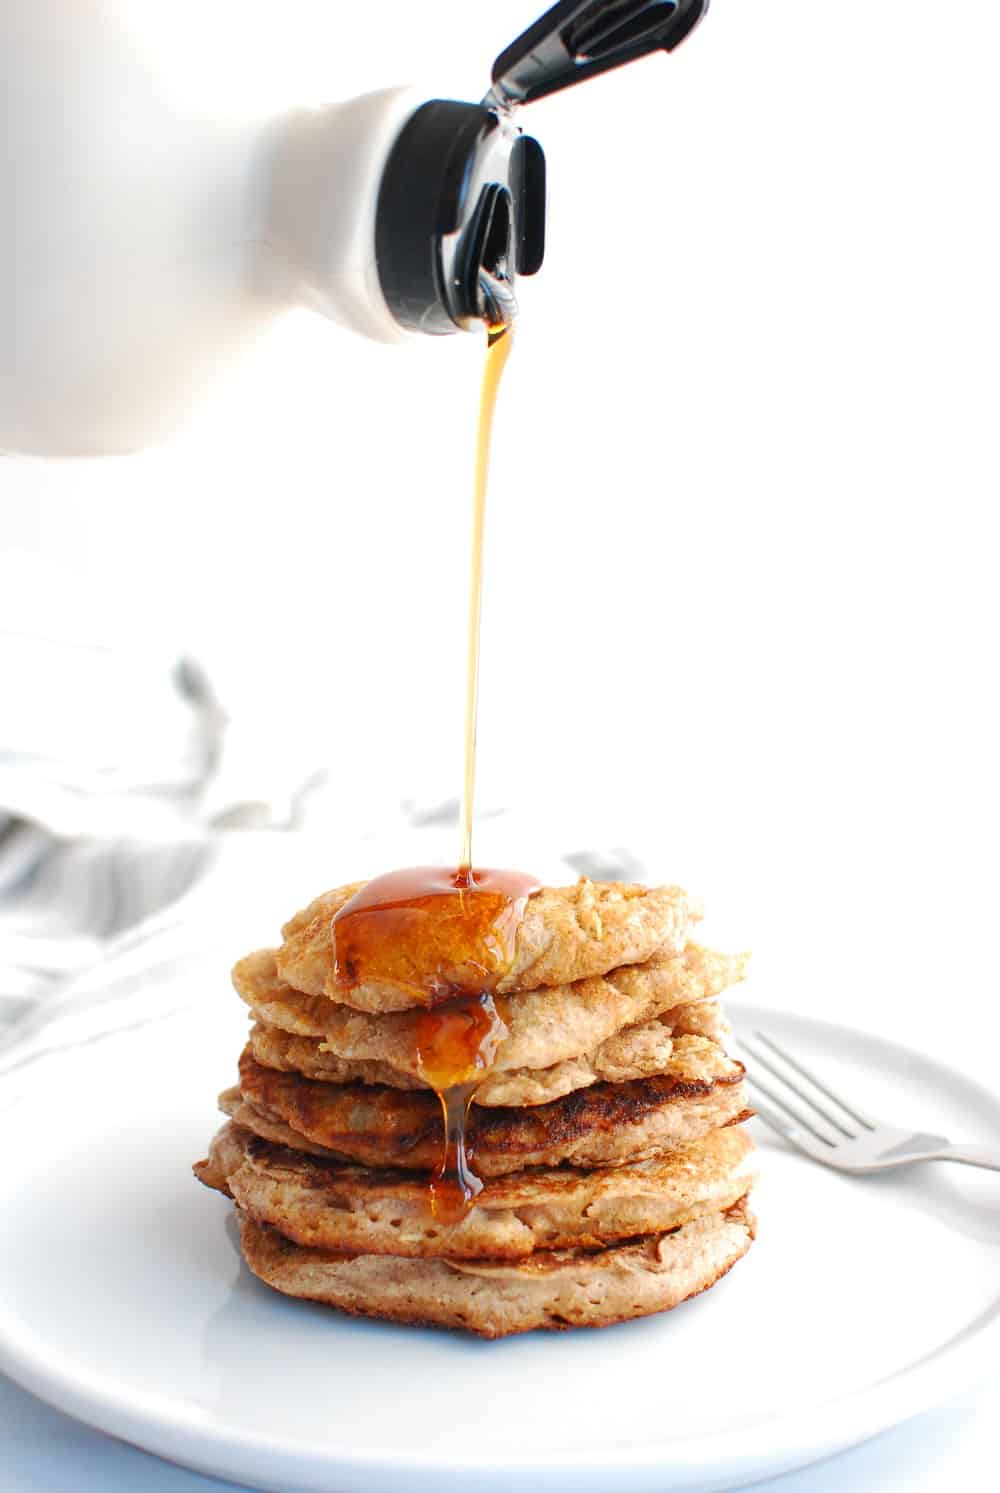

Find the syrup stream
[[331, 315, 522, 1224], [458, 318, 513, 878]]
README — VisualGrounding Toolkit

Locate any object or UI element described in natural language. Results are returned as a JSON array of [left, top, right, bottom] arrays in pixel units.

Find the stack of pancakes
[[195, 878, 756, 1338]]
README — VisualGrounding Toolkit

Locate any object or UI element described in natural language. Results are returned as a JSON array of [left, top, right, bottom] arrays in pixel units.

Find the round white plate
[[2, 971, 1000, 1493]]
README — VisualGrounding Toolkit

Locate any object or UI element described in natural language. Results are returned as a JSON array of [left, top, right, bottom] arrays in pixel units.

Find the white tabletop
[[3, 1368, 998, 1492]]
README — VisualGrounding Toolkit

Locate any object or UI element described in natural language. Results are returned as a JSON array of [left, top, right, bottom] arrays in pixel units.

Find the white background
[[7, 0, 1000, 1031], [4, 1, 998, 992], [2, 4, 999, 1480]]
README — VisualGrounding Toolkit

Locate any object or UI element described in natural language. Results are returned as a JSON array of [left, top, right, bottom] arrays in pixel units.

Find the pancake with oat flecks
[[234, 941, 743, 1083], [196, 1121, 757, 1260], [194, 871, 757, 1337], [226, 1034, 749, 1176], [236, 1200, 756, 1338], [246, 999, 730, 1107], [276, 879, 701, 1013]]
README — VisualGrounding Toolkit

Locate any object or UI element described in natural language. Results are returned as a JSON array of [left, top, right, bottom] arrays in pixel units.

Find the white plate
[[2, 970, 1000, 1493]]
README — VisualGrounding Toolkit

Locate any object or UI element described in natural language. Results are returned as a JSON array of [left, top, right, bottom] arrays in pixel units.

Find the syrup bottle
[[0, 1, 708, 455]]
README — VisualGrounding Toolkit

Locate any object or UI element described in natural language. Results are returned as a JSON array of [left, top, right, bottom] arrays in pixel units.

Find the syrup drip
[[413, 988, 507, 1220], [331, 867, 537, 1220], [431, 1084, 481, 1222], [329, 315, 524, 1223]]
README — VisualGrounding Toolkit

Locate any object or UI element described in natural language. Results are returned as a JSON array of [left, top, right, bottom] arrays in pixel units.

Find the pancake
[[229, 1035, 749, 1176], [276, 878, 700, 1012], [236, 1199, 756, 1337], [233, 943, 745, 1080], [670, 999, 732, 1043], [219, 1092, 345, 1159], [247, 999, 730, 1107], [196, 1121, 757, 1260]]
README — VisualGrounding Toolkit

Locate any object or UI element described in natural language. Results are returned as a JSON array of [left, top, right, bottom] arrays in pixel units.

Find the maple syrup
[[328, 309, 531, 1218], [414, 988, 506, 1219], [459, 315, 512, 873], [332, 865, 536, 1006], [329, 315, 530, 1223], [331, 866, 537, 1220]]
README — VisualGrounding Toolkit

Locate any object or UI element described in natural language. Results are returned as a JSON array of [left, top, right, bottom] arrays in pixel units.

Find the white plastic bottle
[[0, 0, 708, 456], [0, 3, 438, 454]]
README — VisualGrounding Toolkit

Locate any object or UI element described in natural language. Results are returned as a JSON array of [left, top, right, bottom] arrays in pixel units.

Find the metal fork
[[736, 1029, 1000, 1174]]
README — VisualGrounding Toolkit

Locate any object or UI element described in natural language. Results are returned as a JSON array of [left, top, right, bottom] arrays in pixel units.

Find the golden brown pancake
[[247, 999, 730, 1107], [219, 1092, 347, 1159], [229, 1035, 749, 1176], [233, 943, 744, 1080], [276, 879, 700, 1012], [236, 1200, 756, 1337], [196, 1121, 757, 1260]]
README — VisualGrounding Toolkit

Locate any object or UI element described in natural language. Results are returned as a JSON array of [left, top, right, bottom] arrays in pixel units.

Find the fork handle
[[931, 1145, 1000, 1173]]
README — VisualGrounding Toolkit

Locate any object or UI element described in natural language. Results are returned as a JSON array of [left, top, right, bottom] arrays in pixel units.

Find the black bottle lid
[[375, 0, 709, 334], [375, 102, 543, 335]]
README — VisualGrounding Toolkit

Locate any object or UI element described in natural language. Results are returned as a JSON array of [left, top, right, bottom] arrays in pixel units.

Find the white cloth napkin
[[0, 551, 322, 1038], [0, 549, 645, 1062]]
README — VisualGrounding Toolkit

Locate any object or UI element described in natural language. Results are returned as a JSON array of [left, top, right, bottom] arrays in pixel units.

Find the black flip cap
[[490, 0, 710, 107], [375, 0, 709, 334], [375, 101, 545, 334]]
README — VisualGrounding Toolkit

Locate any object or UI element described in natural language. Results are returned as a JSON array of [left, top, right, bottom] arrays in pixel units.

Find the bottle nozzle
[[489, 0, 710, 109], [376, 106, 541, 334], [375, 0, 707, 336]]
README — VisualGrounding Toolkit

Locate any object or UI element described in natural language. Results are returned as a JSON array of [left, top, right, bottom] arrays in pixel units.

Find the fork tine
[[746, 1094, 827, 1147], [741, 1069, 840, 1147], [740, 1036, 856, 1140], [752, 1029, 877, 1132]]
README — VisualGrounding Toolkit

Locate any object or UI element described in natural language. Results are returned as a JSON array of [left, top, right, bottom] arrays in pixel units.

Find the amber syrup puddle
[[330, 314, 535, 1222]]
